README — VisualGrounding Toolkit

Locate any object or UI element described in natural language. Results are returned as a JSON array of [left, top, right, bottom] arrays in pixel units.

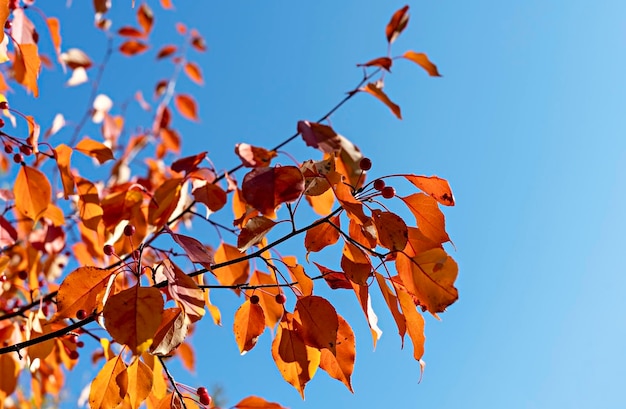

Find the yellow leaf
[[103, 286, 164, 354], [89, 353, 128, 409], [127, 358, 153, 409], [14, 165, 51, 222]]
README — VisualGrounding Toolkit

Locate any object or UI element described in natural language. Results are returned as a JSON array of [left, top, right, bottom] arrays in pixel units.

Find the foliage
[[0, 1, 458, 408]]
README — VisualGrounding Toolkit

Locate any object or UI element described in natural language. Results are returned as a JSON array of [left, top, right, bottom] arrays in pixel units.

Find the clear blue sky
[[12, 1, 626, 408]]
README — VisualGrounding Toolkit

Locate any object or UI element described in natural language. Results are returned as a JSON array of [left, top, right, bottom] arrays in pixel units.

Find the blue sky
[[10, 0, 626, 408]]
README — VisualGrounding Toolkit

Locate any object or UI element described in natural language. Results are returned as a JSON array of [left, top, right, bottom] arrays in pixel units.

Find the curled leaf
[[237, 216, 277, 251], [403, 51, 441, 77], [386, 5, 409, 43]]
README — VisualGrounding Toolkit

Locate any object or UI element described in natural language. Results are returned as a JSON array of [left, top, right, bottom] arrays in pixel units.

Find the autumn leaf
[[319, 314, 356, 392], [166, 229, 213, 269], [171, 151, 207, 173], [150, 307, 189, 356], [120, 40, 149, 56], [332, 181, 369, 225], [284, 256, 313, 297], [158, 259, 206, 322], [89, 353, 127, 409], [235, 143, 277, 168], [361, 82, 402, 119], [304, 215, 340, 253], [46, 18, 62, 61], [213, 242, 250, 292], [404, 174, 455, 206], [401, 193, 450, 245], [14, 43, 41, 97], [54, 144, 75, 199], [148, 178, 183, 227], [174, 94, 199, 121], [75, 137, 115, 164], [403, 51, 441, 77], [14, 164, 51, 222], [126, 358, 153, 409], [0, 216, 17, 248], [241, 166, 305, 215], [233, 396, 287, 409], [395, 249, 458, 314], [237, 216, 277, 251], [297, 121, 342, 153], [0, 354, 18, 396], [184, 61, 204, 84], [137, 3, 154, 34], [76, 176, 104, 231], [156, 44, 176, 59], [313, 262, 352, 290], [118, 26, 145, 38], [0, 2, 9, 45], [357, 56, 393, 71], [295, 296, 339, 354], [392, 279, 426, 361], [272, 313, 321, 398], [246, 270, 284, 329], [374, 273, 407, 341], [192, 182, 227, 213], [386, 5, 409, 43], [55, 267, 114, 320], [371, 209, 409, 251], [233, 300, 265, 354], [103, 286, 164, 354]]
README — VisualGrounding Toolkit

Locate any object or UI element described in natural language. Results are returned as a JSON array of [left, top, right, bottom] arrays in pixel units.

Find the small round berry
[[0, 118, 5, 128], [373, 179, 385, 191], [381, 186, 396, 199], [124, 224, 136, 236], [0, 101, 8, 110], [69, 350, 79, 360], [197, 387, 211, 405], [76, 309, 87, 320], [17, 270, 27, 280], [68, 334, 78, 344], [3, 144, 12, 153], [4, 20, 11, 30], [250, 295, 260, 305], [275, 293, 286, 305], [77, 340, 85, 348], [20, 145, 32, 156], [12, 153, 23, 164], [359, 157, 372, 171], [103, 244, 114, 256], [0, 274, 6, 282]]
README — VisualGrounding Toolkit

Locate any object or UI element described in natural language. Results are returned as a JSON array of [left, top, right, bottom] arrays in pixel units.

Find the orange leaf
[[119, 40, 149, 56], [55, 266, 113, 320], [361, 82, 401, 119], [283, 256, 313, 297], [54, 144, 75, 199], [333, 181, 369, 225], [76, 176, 103, 231], [75, 137, 114, 164], [118, 26, 145, 38], [401, 193, 450, 244], [213, 243, 250, 293], [371, 209, 408, 251], [233, 300, 265, 354], [183, 61, 203, 85], [14, 43, 40, 96], [386, 5, 409, 44], [89, 353, 127, 409], [46, 17, 62, 58], [0, 2, 9, 45], [137, 3, 154, 34], [375, 273, 407, 341], [14, 165, 51, 222], [404, 174, 455, 206], [159, 259, 206, 322], [174, 94, 199, 121], [395, 249, 458, 314], [313, 262, 352, 290], [319, 314, 355, 392], [235, 143, 277, 168], [304, 215, 340, 253], [241, 166, 305, 215], [190, 30, 207, 52], [306, 187, 335, 216], [127, 358, 153, 408], [272, 313, 320, 398], [148, 178, 183, 227], [192, 182, 227, 213], [392, 280, 426, 361], [150, 307, 188, 356], [234, 396, 287, 409], [348, 217, 378, 249], [156, 44, 177, 59], [403, 51, 441, 77], [103, 286, 164, 354], [247, 270, 283, 329], [0, 354, 18, 396], [357, 56, 392, 71], [167, 229, 213, 269], [297, 121, 342, 153], [295, 295, 339, 354], [237, 216, 277, 251], [171, 151, 207, 173]]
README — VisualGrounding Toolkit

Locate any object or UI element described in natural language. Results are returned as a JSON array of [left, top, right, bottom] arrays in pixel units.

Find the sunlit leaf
[[246, 270, 284, 329], [76, 176, 103, 231], [213, 242, 250, 293], [233, 396, 287, 409], [284, 256, 313, 297], [371, 209, 408, 251], [235, 143, 277, 168], [14, 43, 41, 96], [297, 121, 342, 153], [403, 51, 441, 77], [118, 26, 145, 38], [0, 354, 18, 396], [127, 358, 153, 409], [304, 215, 340, 253], [237, 216, 277, 251], [171, 151, 207, 173], [148, 178, 183, 227], [75, 137, 114, 164], [55, 144, 75, 199], [357, 56, 392, 71], [183, 61, 203, 85], [386, 5, 409, 43], [120, 40, 149, 56], [313, 262, 352, 290], [159, 259, 206, 322], [233, 300, 265, 354], [14, 165, 51, 222], [137, 3, 154, 34], [156, 44, 177, 59], [374, 273, 407, 341], [319, 314, 355, 392], [174, 94, 199, 121], [295, 295, 339, 354], [241, 166, 305, 215], [392, 280, 426, 361], [167, 229, 213, 269], [89, 353, 127, 409], [401, 193, 450, 244], [361, 82, 401, 119], [192, 182, 227, 213], [404, 174, 455, 206], [60, 48, 92, 69], [150, 307, 188, 356]]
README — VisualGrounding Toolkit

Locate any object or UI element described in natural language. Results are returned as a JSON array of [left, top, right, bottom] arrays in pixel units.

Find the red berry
[[359, 157, 372, 171], [41, 304, 49, 316], [77, 340, 85, 348], [197, 387, 211, 405], [0, 118, 5, 128], [69, 350, 79, 360], [0, 274, 5, 282], [381, 186, 396, 199], [12, 153, 23, 164], [103, 244, 114, 256], [20, 145, 32, 156], [17, 270, 27, 280], [0, 101, 8, 110], [275, 293, 286, 304], [250, 295, 260, 305], [124, 225, 136, 236], [3, 144, 12, 153], [68, 334, 78, 344], [76, 309, 87, 320], [132, 249, 140, 260], [373, 179, 385, 191], [4, 20, 11, 30]]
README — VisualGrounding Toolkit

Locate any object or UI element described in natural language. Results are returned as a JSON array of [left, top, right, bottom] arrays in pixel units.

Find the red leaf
[[166, 228, 213, 269], [117, 26, 145, 38], [386, 5, 409, 43], [357, 56, 393, 71], [156, 45, 177, 59], [361, 82, 402, 119], [371, 209, 408, 251], [297, 121, 342, 153], [137, 3, 154, 34], [0, 215, 17, 248], [304, 215, 340, 253], [241, 166, 305, 215], [119, 40, 149, 56], [237, 216, 277, 251], [174, 94, 199, 121], [192, 183, 227, 212], [159, 259, 206, 322], [235, 143, 277, 168], [313, 262, 352, 290], [171, 151, 207, 173], [404, 174, 455, 206], [403, 51, 441, 77]]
